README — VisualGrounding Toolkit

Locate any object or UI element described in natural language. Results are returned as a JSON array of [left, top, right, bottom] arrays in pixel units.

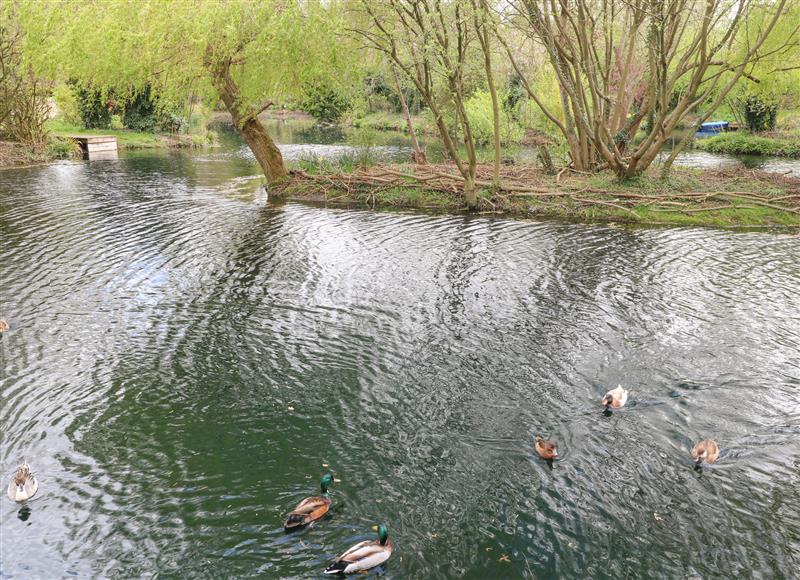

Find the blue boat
[[695, 121, 729, 137]]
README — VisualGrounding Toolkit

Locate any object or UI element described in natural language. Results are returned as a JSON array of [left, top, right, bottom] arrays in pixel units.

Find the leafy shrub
[[504, 75, 526, 119], [4, 75, 52, 149], [123, 86, 158, 131], [301, 82, 351, 122], [464, 90, 524, 146], [47, 137, 78, 159], [75, 88, 112, 129], [736, 94, 778, 132], [122, 86, 186, 133]]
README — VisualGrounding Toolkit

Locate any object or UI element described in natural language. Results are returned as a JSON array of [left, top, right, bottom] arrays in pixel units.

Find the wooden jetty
[[68, 135, 118, 159]]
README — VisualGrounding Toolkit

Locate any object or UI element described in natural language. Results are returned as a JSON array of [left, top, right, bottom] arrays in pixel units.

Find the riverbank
[[0, 122, 219, 169], [695, 131, 800, 158], [275, 163, 800, 227], [49, 121, 216, 150]]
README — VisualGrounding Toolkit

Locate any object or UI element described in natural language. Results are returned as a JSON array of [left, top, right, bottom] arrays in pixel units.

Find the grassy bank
[[695, 131, 800, 158], [47, 120, 215, 149], [275, 162, 800, 228], [352, 111, 424, 133]]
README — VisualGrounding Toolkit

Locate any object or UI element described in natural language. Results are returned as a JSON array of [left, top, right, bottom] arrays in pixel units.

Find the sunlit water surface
[[1, 138, 800, 578]]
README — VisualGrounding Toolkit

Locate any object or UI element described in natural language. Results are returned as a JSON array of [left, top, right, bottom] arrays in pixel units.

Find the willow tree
[[0, 4, 23, 129], [354, 0, 486, 208], [18, 0, 351, 186], [724, 2, 800, 130], [500, 0, 791, 177]]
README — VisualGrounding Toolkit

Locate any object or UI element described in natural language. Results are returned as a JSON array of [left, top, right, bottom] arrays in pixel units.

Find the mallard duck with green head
[[324, 524, 393, 575], [283, 473, 333, 531]]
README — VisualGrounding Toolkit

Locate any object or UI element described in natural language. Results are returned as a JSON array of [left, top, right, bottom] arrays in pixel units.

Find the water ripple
[[1, 152, 799, 578]]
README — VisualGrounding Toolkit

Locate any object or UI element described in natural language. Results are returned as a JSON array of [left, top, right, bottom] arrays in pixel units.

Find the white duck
[[7, 462, 38, 502], [602, 385, 629, 409], [324, 524, 393, 574]]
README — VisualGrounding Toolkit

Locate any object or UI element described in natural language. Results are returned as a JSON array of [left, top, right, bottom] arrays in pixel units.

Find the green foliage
[[75, 87, 111, 129], [695, 132, 800, 157], [295, 147, 379, 175], [464, 90, 523, 146], [736, 94, 778, 132], [301, 82, 351, 122], [122, 86, 158, 131], [46, 136, 77, 158], [777, 109, 800, 132], [345, 127, 381, 168], [52, 83, 81, 125], [352, 112, 416, 133], [18, 0, 361, 125], [504, 75, 525, 119], [363, 73, 422, 115]]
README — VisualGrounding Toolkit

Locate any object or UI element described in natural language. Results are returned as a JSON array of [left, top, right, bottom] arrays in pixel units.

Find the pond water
[[1, 135, 800, 578]]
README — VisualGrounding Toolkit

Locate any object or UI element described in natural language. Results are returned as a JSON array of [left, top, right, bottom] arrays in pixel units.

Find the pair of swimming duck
[[283, 473, 392, 575], [7, 466, 389, 575], [535, 385, 721, 466]]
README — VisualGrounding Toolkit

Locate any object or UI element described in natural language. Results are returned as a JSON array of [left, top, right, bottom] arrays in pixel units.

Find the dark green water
[[1, 139, 800, 579]]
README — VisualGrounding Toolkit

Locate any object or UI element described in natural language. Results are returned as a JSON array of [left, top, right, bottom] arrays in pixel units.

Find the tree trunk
[[464, 175, 478, 209], [207, 54, 287, 184], [391, 66, 426, 164], [474, 8, 501, 183], [239, 116, 287, 183], [537, 145, 555, 174]]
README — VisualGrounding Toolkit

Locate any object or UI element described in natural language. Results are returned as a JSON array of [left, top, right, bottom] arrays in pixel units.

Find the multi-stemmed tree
[[499, 0, 791, 177]]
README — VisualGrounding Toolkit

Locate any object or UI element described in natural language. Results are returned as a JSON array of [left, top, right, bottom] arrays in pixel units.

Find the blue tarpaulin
[[698, 121, 729, 133]]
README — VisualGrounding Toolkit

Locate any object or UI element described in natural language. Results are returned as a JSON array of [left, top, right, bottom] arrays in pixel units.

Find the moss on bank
[[695, 131, 800, 158], [274, 164, 800, 228]]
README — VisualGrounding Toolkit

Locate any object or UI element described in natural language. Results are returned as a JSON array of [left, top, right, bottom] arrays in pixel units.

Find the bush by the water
[[123, 86, 185, 133], [75, 88, 112, 129], [123, 87, 159, 132], [301, 82, 351, 122], [696, 132, 800, 157], [736, 94, 778, 133]]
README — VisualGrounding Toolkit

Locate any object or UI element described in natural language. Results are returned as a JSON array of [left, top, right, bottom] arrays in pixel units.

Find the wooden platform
[[67, 135, 118, 158]]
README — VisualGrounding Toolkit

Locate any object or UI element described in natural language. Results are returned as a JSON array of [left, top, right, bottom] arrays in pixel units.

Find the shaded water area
[[2, 137, 800, 578]]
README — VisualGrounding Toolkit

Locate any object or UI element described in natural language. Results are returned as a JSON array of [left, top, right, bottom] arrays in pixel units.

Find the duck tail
[[324, 560, 348, 574], [283, 513, 308, 530]]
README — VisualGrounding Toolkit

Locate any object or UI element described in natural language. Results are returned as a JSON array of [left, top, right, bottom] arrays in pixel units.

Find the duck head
[[602, 394, 613, 407], [320, 473, 333, 494], [378, 523, 389, 546]]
